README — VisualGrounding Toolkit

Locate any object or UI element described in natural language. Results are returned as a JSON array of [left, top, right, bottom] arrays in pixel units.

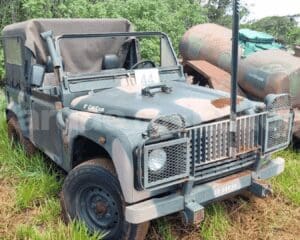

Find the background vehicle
[[2, 18, 293, 240], [180, 23, 300, 140]]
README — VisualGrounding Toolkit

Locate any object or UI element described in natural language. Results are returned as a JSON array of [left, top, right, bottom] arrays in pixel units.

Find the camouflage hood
[[70, 81, 252, 126]]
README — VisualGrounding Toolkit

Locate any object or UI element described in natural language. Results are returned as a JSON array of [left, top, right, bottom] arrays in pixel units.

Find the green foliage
[[288, 27, 300, 45], [153, 218, 175, 240], [273, 149, 300, 206], [203, 0, 250, 27], [16, 172, 61, 209], [200, 203, 230, 240], [0, 0, 206, 80], [249, 16, 300, 45], [97, 0, 206, 53], [34, 198, 61, 224], [0, 48, 4, 82], [3, 0, 206, 49], [0, 0, 24, 26], [21, 0, 53, 18], [16, 220, 105, 240]]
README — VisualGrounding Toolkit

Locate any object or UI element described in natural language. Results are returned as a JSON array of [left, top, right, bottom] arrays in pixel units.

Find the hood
[[70, 81, 252, 126]]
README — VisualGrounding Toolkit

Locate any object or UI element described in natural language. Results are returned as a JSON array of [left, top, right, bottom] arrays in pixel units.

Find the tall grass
[[16, 220, 106, 240], [273, 149, 300, 206], [0, 90, 103, 239], [200, 204, 230, 240]]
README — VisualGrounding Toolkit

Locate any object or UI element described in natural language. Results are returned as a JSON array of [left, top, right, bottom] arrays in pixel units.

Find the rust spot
[[215, 170, 251, 184], [96, 202, 108, 215], [185, 60, 232, 92], [211, 97, 242, 108], [238, 146, 256, 153], [98, 136, 106, 145], [55, 101, 63, 110]]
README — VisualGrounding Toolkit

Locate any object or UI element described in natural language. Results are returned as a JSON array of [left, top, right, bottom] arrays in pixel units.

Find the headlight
[[263, 94, 293, 153], [148, 149, 167, 172], [147, 114, 185, 138], [264, 94, 291, 111]]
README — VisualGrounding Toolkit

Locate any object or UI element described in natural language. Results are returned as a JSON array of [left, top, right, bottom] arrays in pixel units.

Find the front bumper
[[125, 157, 285, 224]]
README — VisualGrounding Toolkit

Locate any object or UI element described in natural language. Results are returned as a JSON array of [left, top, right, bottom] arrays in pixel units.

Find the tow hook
[[181, 200, 205, 225], [249, 180, 273, 198]]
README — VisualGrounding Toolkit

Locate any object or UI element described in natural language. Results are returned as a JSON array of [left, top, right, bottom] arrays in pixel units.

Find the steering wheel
[[130, 60, 156, 69]]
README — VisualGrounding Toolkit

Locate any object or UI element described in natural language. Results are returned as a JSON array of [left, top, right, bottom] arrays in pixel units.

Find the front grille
[[265, 112, 293, 152], [193, 153, 257, 183], [188, 114, 261, 166], [140, 108, 293, 189], [143, 138, 189, 188]]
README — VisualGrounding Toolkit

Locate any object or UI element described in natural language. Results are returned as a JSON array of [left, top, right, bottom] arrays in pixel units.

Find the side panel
[[4, 36, 31, 138], [30, 91, 64, 164]]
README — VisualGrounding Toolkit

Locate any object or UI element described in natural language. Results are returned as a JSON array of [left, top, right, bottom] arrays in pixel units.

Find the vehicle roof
[[2, 19, 132, 73]]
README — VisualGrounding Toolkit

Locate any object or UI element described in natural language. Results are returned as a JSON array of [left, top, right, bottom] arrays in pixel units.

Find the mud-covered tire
[[291, 134, 300, 151], [60, 159, 149, 240], [7, 117, 37, 156]]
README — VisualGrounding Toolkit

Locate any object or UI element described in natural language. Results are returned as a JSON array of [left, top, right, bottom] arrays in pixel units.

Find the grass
[[16, 220, 105, 240], [0, 89, 299, 240], [0, 90, 104, 239], [200, 204, 230, 240], [272, 149, 300, 205]]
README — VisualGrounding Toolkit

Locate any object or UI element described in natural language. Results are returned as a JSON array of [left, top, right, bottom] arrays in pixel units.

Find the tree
[[0, 0, 206, 80], [287, 26, 300, 45], [201, 0, 249, 27], [249, 16, 299, 45]]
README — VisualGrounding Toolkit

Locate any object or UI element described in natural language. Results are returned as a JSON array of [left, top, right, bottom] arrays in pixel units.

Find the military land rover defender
[[2, 19, 294, 240]]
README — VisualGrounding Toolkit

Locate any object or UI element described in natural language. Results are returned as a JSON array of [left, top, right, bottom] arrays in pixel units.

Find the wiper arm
[[141, 84, 172, 97]]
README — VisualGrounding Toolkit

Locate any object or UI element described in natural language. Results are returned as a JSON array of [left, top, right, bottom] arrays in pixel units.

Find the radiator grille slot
[[188, 114, 261, 167]]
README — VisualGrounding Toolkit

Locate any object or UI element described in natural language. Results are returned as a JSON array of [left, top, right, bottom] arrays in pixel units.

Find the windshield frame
[[54, 31, 179, 74]]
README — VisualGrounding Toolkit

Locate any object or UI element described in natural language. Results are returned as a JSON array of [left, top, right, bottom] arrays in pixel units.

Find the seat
[[102, 54, 121, 70]]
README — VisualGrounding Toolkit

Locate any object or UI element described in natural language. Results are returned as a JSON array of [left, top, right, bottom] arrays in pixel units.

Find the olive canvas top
[[2, 19, 132, 73]]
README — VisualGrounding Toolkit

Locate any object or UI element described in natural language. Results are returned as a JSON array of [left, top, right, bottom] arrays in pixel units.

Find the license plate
[[135, 68, 160, 89]]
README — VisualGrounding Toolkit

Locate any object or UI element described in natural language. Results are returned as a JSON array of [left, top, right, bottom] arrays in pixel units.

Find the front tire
[[61, 159, 149, 240]]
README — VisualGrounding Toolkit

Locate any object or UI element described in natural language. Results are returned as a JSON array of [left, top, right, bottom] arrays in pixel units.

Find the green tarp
[[239, 28, 285, 57]]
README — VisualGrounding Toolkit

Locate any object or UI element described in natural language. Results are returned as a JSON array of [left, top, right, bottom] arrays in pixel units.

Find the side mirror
[[31, 64, 45, 87]]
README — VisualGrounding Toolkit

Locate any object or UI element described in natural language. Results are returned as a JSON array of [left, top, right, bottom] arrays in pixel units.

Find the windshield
[[56, 32, 178, 75]]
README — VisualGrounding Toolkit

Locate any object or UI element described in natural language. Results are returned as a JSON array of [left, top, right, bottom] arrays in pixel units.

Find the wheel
[[7, 117, 37, 156], [292, 134, 300, 151], [61, 159, 149, 240]]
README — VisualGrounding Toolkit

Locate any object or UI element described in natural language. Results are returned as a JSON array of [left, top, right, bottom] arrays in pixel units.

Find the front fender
[[64, 109, 163, 203]]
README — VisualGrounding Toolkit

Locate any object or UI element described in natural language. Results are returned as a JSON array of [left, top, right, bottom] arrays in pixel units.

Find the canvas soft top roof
[[2, 19, 132, 73]]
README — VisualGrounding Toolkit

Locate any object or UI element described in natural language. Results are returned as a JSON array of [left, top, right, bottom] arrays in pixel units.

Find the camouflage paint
[[2, 20, 293, 226], [70, 81, 251, 126]]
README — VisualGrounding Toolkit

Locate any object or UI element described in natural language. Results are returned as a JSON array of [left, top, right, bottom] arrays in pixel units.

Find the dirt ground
[[1, 175, 300, 240], [147, 193, 300, 240]]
